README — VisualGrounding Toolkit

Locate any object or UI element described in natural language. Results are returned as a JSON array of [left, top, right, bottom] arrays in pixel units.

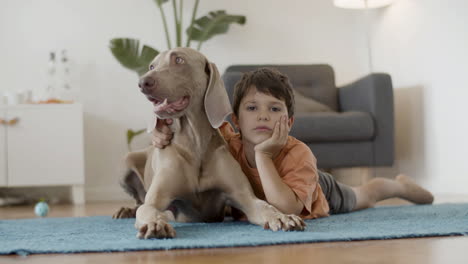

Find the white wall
[[371, 0, 468, 195], [3, 0, 463, 201], [0, 0, 370, 201]]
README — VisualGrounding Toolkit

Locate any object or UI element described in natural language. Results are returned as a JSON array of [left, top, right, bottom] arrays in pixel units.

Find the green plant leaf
[[109, 38, 159, 76], [186, 10, 246, 43], [154, 0, 169, 6], [127, 129, 146, 151]]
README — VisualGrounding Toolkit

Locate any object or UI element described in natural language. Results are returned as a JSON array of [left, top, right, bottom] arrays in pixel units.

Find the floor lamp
[[333, 0, 395, 182], [333, 0, 395, 73]]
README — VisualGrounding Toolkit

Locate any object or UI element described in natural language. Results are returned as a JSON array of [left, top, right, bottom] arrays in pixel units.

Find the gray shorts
[[318, 170, 356, 214]]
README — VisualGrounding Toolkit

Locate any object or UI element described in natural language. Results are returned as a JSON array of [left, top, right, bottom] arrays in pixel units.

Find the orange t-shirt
[[219, 122, 330, 219]]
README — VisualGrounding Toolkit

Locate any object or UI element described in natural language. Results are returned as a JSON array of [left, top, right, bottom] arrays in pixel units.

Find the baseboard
[[85, 186, 133, 202], [84, 186, 468, 204], [433, 193, 468, 204]]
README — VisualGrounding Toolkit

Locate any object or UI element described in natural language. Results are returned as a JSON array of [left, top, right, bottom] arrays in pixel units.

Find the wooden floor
[[1, 200, 467, 264]]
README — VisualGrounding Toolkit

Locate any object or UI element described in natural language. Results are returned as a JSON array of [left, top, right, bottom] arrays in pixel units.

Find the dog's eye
[[149, 65, 154, 70], [175, 57, 185, 64]]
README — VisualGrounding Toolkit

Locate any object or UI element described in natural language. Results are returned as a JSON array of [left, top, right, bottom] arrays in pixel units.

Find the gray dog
[[114, 47, 305, 239]]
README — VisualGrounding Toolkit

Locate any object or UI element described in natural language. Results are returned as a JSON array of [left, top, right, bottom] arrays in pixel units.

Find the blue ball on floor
[[34, 201, 49, 217]]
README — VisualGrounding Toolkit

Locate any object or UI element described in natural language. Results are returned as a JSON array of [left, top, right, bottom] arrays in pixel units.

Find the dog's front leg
[[135, 200, 176, 239], [135, 174, 179, 239], [233, 195, 305, 231], [134, 149, 190, 239]]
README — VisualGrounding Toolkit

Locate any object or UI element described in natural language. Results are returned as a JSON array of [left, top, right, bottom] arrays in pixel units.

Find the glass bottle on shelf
[[44, 51, 57, 102], [59, 49, 74, 102]]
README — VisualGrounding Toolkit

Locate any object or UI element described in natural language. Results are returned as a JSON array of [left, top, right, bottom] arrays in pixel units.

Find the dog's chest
[[171, 117, 216, 158]]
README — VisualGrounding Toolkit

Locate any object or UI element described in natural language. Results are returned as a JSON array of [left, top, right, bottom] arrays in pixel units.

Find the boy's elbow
[[292, 202, 304, 216], [278, 199, 304, 215]]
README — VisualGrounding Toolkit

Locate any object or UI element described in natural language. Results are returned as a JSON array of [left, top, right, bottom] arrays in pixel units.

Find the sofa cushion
[[294, 89, 334, 113], [225, 64, 339, 111], [290, 111, 374, 142]]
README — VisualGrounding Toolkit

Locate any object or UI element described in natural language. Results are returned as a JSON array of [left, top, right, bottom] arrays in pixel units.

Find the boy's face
[[232, 86, 294, 146]]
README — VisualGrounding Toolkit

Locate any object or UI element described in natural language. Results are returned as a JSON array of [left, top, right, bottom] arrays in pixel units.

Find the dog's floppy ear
[[204, 62, 232, 128]]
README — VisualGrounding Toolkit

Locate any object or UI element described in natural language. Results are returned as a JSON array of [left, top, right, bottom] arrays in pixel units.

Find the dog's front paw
[[264, 213, 306, 232], [112, 207, 137, 219], [137, 220, 176, 239]]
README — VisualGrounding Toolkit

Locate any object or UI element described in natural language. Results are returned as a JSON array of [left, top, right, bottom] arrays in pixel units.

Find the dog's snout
[[138, 77, 156, 93]]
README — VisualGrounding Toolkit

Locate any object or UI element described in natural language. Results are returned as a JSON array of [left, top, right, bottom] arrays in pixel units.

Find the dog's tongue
[[153, 97, 189, 113], [171, 97, 189, 110]]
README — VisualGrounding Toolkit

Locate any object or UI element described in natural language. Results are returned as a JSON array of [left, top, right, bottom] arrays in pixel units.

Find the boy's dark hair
[[232, 68, 295, 118]]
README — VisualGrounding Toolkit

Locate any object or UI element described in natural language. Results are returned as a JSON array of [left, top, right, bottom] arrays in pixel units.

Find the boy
[[152, 68, 434, 219]]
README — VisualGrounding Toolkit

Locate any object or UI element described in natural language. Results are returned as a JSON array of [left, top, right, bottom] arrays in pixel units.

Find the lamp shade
[[333, 0, 394, 9]]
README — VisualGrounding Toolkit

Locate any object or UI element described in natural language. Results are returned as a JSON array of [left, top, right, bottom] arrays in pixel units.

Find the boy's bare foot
[[396, 174, 434, 204]]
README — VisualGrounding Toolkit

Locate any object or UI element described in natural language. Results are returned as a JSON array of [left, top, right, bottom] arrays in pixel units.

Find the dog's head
[[139, 47, 231, 128]]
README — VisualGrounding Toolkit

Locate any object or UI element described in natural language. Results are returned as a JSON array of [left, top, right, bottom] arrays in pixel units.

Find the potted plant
[[109, 0, 246, 150]]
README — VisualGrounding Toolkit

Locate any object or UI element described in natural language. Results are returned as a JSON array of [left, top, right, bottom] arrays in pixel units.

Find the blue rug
[[1, 203, 467, 256]]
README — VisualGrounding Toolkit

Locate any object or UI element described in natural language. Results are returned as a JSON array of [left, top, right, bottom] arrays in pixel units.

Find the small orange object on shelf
[[35, 98, 74, 104]]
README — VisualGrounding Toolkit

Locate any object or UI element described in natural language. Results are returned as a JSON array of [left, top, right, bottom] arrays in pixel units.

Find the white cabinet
[[0, 104, 85, 204], [0, 112, 6, 186]]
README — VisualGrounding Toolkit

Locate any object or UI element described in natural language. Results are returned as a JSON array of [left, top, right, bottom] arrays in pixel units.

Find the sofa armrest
[[338, 73, 394, 166]]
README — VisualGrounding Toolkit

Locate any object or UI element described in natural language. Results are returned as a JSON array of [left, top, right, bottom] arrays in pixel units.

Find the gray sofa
[[222, 64, 394, 169]]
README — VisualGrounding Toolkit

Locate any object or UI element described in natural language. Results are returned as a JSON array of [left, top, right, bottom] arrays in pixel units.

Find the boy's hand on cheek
[[254, 115, 289, 159]]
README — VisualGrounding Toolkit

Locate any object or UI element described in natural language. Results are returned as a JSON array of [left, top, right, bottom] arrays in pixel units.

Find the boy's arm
[[255, 153, 304, 215], [254, 116, 304, 215], [152, 119, 233, 148], [151, 118, 174, 148]]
